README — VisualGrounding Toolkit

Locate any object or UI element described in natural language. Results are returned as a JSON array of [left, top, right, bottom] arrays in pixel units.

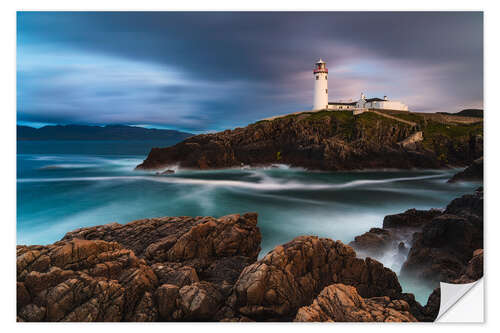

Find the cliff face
[[136, 111, 483, 171]]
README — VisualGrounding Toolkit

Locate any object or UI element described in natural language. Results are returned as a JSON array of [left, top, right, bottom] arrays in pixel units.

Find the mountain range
[[17, 124, 193, 141]]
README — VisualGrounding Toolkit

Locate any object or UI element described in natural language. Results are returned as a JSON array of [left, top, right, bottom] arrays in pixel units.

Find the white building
[[312, 59, 328, 110], [312, 59, 409, 112]]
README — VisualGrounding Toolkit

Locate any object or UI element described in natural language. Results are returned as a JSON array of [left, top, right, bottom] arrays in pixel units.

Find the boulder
[[62, 213, 261, 264], [294, 284, 416, 322], [448, 157, 483, 183], [402, 213, 483, 282], [229, 236, 401, 320], [16, 239, 158, 322], [349, 228, 393, 255], [383, 208, 442, 229]]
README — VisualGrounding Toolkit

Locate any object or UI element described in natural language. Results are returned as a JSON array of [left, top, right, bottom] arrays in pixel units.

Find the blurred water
[[16, 141, 481, 304]]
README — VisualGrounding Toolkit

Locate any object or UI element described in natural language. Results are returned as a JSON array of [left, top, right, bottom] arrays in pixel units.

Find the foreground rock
[[295, 284, 416, 322], [401, 188, 483, 283], [136, 111, 482, 171], [17, 239, 158, 321], [229, 236, 402, 320], [448, 157, 483, 183], [18, 212, 427, 322]]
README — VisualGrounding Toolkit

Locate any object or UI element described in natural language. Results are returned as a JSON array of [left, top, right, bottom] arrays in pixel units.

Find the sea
[[17, 140, 482, 304]]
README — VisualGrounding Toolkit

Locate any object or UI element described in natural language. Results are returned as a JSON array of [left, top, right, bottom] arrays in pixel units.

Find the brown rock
[[151, 263, 199, 287], [62, 213, 261, 265], [230, 236, 401, 320], [178, 282, 224, 320], [16, 239, 158, 322], [349, 228, 393, 255], [294, 284, 416, 322]]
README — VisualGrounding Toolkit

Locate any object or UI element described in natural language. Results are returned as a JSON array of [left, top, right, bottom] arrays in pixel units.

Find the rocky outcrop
[[448, 157, 483, 183], [349, 228, 394, 255], [349, 209, 442, 262], [452, 249, 484, 284], [294, 284, 416, 322], [19, 201, 480, 322], [401, 188, 483, 283], [383, 208, 442, 229], [136, 111, 482, 171], [17, 239, 159, 322], [62, 213, 261, 265], [228, 236, 401, 320]]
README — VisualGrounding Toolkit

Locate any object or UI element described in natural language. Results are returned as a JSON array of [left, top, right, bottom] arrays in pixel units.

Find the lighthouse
[[313, 59, 328, 110]]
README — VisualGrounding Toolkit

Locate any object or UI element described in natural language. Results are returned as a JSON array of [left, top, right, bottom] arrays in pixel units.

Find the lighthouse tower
[[313, 59, 328, 110]]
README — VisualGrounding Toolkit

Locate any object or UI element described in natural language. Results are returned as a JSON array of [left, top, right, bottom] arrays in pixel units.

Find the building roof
[[328, 101, 357, 106], [365, 98, 385, 102], [316, 58, 325, 64]]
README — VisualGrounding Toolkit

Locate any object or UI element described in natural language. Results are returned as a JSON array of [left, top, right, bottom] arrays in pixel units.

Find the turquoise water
[[17, 140, 481, 304]]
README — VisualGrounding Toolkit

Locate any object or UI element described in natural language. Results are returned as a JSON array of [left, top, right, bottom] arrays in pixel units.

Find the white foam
[[17, 173, 445, 191]]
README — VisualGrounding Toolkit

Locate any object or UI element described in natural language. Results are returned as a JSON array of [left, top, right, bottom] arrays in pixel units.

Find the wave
[[17, 173, 445, 191], [39, 164, 99, 170]]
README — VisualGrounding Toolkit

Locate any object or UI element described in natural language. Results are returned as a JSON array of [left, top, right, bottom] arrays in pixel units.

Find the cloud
[[17, 12, 483, 131]]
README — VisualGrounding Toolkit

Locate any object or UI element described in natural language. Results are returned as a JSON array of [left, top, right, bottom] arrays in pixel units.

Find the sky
[[17, 12, 483, 133]]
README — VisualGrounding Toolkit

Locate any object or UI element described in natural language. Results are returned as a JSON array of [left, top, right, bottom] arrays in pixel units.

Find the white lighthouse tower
[[313, 59, 328, 110]]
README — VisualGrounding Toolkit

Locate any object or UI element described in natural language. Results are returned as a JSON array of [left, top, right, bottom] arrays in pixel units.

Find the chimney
[[384, 95, 388, 101]]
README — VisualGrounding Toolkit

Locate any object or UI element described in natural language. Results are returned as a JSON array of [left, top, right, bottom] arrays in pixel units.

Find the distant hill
[[438, 109, 483, 118], [17, 124, 193, 141]]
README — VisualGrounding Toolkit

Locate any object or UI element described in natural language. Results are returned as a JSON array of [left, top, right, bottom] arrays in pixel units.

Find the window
[[325, 76, 328, 80], [316, 76, 319, 80], [326, 89, 328, 94]]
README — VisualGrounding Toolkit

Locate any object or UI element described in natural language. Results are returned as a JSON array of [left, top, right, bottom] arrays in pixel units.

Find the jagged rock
[[229, 236, 401, 320], [349, 228, 393, 255], [62, 213, 261, 264], [178, 282, 224, 320], [17, 239, 158, 322], [444, 187, 483, 218], [452, 249, 484, 284], [294, 284, 416, 322], [448, 157, 483, 183], [402, 211, 483, 283], [151, 263, 199, 287], [62, 213, 261, 289], [154, 284, 180, 320], [383, 208, 442, 229]]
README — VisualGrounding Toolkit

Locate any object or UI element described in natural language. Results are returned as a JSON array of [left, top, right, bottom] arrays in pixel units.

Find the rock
[[135, 112, 482, 171], [294, 284, 416, 322], [154, 284, 180, 321], [448, 157, 483, 183], [178, 282, 224, 320], [230, 236, 401, 320], [402, 212, 483, 282], [383, 208, 442, 229], [452, 249, 483, 284], [17, 239, 158, 322], [349, 228, 393, 255], [444, 187, 483, 218], [62, 213, 261, 265], [151, 263, 199, 287]]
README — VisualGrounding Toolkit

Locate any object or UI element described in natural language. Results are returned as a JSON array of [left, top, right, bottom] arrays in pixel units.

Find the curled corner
[[435, 278, 484, 322]]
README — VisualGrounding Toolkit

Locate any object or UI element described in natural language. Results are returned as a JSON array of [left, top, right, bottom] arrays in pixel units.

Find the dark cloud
[[17, 12, 483, 132]]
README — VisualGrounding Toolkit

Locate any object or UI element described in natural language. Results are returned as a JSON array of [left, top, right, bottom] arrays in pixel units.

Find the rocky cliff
[[136, 111, 483, 171], [18, 213, 427, 322]]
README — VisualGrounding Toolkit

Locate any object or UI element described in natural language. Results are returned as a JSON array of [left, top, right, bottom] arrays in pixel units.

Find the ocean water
[[17, 140, 481, 304]]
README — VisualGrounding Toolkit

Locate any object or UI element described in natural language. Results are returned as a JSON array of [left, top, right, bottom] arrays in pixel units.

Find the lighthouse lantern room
[[313, 59, 328, 110]]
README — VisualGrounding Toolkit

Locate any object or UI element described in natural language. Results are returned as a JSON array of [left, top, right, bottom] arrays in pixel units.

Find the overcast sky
[[17, 11, 483, 132]]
